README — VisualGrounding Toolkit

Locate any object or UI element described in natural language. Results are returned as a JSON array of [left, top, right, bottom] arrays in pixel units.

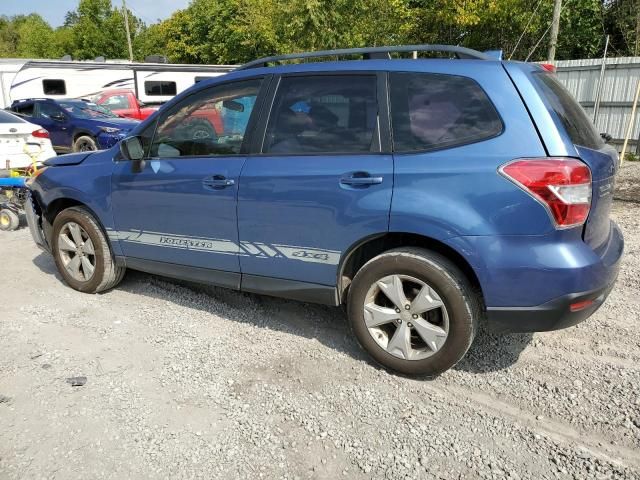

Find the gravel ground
[[1, 164, 639, 480]]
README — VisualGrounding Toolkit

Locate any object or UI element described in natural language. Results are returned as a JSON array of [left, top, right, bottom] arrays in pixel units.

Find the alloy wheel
[[363, 274, 449, 361], [57, 221, 97, 282]]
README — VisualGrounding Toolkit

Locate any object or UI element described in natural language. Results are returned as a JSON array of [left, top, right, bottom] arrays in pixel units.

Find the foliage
[[0, 0, 638, 63]]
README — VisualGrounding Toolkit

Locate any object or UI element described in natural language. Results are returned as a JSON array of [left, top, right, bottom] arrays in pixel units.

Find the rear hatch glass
[[531, 72, 617, 252]]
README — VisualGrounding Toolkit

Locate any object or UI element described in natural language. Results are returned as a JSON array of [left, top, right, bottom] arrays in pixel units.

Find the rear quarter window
[[531, 72, 603, 150], [390, 72, 503, 153]]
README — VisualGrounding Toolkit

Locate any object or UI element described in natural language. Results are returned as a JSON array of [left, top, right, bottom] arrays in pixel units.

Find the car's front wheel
[[347, 247, 479, 377], [73, 135, 97, 152], [52, 206, 125, 293]]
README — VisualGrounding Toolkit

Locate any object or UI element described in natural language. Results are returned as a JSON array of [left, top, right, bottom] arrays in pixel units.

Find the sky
[[1, 0, 192, 27]]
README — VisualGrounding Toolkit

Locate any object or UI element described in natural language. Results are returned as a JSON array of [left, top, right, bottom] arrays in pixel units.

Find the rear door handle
[[340, 173, 383, 186], [203, 175, 235, 189]]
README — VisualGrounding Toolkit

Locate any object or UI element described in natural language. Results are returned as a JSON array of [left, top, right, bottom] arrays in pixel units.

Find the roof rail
[[238, 44, 492, 70], [12, 98, 54, 103]]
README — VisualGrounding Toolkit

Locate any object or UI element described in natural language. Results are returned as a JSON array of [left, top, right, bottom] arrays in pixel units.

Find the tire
[[0, 209, 19, 231], [72, 135, 98, 153], [51, 206, 125, 293], [347, 247, 479, 377]]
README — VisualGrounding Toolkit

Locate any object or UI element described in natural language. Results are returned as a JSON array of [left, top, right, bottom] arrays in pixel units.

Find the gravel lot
[[1, 163, 639, 480]]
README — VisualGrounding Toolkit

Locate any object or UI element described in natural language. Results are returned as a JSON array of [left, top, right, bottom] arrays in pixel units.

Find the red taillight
[[500, 158, 592, 228], [570, 299, 594, 312], [32, 128, 50, 139], [540, 63, 556, 73]]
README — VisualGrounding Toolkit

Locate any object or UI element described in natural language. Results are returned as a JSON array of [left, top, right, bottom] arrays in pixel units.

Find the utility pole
[[122, 0, 134, 62], [547, 0, 562, 63]]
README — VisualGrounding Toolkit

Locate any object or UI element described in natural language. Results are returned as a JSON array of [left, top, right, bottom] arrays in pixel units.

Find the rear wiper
[[600, 132, 612, 142]]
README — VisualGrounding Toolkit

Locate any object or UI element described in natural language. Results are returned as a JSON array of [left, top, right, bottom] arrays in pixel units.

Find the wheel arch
[[72, 129, 97, 144], [43, 197, 111, 248], [337, 232, 485, 307]]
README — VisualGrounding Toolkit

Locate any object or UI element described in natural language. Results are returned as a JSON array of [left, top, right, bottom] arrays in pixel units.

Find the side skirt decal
[[104, 229, 341, 265]]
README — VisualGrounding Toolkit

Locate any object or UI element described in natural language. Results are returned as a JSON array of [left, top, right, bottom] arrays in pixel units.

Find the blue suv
[[24, 45, 623, 376], [9, 98, 139, 153]]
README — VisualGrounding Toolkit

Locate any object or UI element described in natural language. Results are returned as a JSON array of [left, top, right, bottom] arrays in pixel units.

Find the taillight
[[32, 129, 50, 139], [500, 158, 592, 228], [540, 63, 557, 73]]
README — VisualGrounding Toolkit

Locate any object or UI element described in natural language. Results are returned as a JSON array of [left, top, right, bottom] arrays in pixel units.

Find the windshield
[[59, 101, 118, 119]]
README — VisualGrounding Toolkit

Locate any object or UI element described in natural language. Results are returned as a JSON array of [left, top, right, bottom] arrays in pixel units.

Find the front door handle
[[203, 175, 235, 189], [340, 173, 383, 186]]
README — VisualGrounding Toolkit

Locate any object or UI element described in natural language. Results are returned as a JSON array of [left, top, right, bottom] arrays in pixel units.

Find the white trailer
[[4, 60, 236, 108], [0, 59, 27, 109]]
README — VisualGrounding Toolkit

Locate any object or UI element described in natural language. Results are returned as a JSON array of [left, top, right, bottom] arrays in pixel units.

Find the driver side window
[[38, 102, 64, 120], [150, 78, 262, 158]]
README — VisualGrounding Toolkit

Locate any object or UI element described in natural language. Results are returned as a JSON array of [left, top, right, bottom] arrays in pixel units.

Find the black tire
[[0, 209, 19, 231], [73, 135, 98, 152], [51, 206, 125, 293], [347, 247, 479, 377]]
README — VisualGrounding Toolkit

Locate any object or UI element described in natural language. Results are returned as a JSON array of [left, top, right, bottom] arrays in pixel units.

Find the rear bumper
[[483, 221, 623, 333], [486, 276, 617, 332]]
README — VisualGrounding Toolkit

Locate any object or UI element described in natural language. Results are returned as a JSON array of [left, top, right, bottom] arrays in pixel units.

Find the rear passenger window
[[390, 73, 503, 152], [263, 75, 378, 154], [42, 79, 66, 95], [531, 72, 603, 150]]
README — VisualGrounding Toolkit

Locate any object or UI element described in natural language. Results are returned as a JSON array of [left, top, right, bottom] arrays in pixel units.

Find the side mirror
[[51, 112, 66, 122], [120, 136, 144, 161], [222, 100, 244, 112]]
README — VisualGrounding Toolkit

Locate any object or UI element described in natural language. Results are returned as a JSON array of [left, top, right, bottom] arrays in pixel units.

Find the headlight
[[100, 126, 121, 134]]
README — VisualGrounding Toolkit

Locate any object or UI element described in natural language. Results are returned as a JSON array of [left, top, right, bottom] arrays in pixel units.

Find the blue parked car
[[24, 45, 623, 376], [9, 98, 139, 153]]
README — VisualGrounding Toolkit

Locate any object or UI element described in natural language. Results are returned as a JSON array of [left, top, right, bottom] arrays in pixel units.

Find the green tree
[[62, 0, 143, 60], [605, 0, 640, 56]]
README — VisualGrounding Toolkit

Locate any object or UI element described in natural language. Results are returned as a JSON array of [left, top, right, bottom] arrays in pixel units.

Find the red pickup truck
[[93, 88, 223, 134], [92, 89, 158, 120]]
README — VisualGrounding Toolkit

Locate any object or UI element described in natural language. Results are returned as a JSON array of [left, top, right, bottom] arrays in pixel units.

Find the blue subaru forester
[[25, 45, 623, 376]]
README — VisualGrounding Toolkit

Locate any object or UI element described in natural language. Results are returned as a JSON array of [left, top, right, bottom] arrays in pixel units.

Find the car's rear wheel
[[73, 135, 97, 152], [347, 247, 479, 377], [52, 207, 125, 293]]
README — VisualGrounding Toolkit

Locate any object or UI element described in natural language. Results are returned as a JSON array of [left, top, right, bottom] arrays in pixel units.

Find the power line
[[508, 0, 545, 60], [524, 23, 553, 62]]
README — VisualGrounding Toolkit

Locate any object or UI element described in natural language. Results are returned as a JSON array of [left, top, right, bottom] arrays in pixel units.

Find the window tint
[[145, 81, 177, 96], [264, 75, 378, 154], [38, 102, 63, 120], [13, 103, 34, 117], [390, 72, 503, 152], [42, 79, 66, 95], [0, 110, 25, 123], [150, 78, 262, 158], [532, 72, 603, 150]]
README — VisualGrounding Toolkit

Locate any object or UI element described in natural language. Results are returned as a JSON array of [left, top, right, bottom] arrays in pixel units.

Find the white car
[[0, 110, 56, 171]]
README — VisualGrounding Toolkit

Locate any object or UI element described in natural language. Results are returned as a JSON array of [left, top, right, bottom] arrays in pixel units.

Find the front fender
[[30, 150, 121, 255]]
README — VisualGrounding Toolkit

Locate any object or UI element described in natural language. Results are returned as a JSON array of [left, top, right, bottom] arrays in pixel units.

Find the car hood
[[94, 117, 140, 130], [44, 152, 92, 166]]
